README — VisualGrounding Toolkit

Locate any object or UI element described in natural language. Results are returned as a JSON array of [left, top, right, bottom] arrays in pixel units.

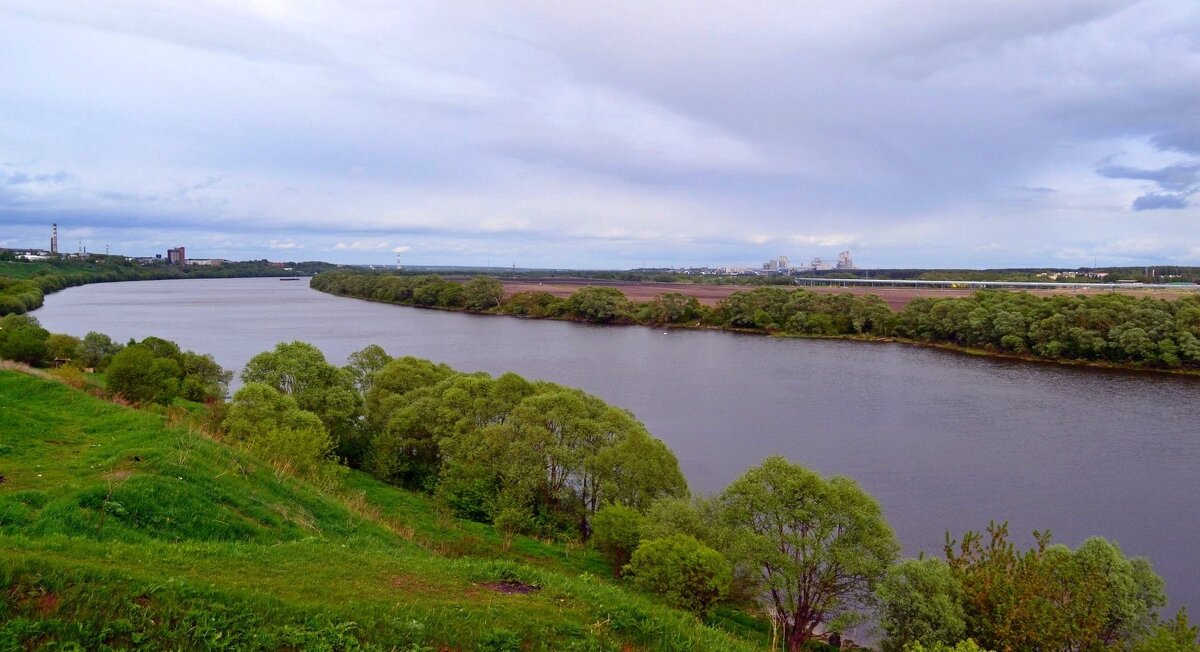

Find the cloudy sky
[[1, 1, 1198, 268]]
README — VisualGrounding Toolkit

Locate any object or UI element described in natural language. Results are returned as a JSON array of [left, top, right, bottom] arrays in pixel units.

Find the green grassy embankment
[[0, 369, 762, 651]]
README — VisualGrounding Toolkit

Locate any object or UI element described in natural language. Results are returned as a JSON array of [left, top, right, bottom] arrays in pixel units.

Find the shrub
[[591, 504, 644, 576], [625, 534, 731, 617]]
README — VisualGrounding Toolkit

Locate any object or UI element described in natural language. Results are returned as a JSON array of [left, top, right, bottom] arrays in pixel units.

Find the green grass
[[0, 261, 54, 279], [0, 370, 764, 651]]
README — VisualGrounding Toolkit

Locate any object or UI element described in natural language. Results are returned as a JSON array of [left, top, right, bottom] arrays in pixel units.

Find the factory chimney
[[50, 223, 58, 255]]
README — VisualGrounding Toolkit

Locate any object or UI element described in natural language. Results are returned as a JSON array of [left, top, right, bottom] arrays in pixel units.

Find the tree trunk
[[787, 625, 810, 652]]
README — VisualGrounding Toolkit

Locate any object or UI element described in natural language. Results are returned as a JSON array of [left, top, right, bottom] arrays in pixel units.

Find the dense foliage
[[625, 534, 731, 617], [895, 291, 1200, 367], [0, 317, 228, 404], [218, 342, 689, 541], [313, 271, 1200, 370], [877, 522, 1174, 652]]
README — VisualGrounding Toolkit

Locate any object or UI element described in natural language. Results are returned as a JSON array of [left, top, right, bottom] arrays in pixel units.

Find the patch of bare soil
[[482, 580, 540, 594]]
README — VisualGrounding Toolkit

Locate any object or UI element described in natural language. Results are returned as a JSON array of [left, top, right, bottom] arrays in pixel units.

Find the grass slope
[[0, 370, 761, 651]]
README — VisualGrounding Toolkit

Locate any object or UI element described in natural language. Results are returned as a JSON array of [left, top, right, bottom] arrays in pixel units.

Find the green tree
[[106, 344, 181, 405], [224, 382, 334, 477], [242, 341, 361, 453], [878, 558, 966, 651], [179, 351, 232, 401], [945, 523, 1166, 652], [591, 504, 645, 576], [563, 286, 631, 323], [719, 456, 899, 651], [645, 292, 702, 324], [0, 314, 50, 365], [902, 641, 991, 652], [45, 333, 82, 363], [463, 276, 505, 311], [344, 344, 391, 394], [75, 331, 122, 370], [625, 534, 731, 617], [1132, 609, 1200, 652]]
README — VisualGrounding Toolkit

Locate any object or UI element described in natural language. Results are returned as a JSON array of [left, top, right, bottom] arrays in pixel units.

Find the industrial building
[[166, 246, 187, 267]]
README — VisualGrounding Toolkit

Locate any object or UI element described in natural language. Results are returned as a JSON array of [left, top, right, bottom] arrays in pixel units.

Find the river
[[33, 277, 1200, 614]]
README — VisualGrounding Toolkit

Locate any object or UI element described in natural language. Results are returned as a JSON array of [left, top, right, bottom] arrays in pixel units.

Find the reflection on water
[[35, 277, 1200, 613]]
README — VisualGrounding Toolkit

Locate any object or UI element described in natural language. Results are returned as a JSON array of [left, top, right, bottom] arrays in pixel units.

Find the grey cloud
[[4, 170, 72, 185], [1097, 163, 1200, 192], [1098, 162, 1200, 210], [1132, 193, 1190, 211], [1152, 128, 1200, 156]]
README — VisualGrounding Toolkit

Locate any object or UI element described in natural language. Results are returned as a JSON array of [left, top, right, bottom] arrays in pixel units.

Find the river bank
[[311, 272, 1200, 377]]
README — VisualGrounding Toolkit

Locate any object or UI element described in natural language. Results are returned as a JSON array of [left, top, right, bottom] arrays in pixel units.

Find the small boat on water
[[279, 277, 302, 281]]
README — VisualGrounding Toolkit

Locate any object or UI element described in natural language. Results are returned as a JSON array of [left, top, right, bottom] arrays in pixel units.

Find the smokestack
[[50, 223, 58, 255]]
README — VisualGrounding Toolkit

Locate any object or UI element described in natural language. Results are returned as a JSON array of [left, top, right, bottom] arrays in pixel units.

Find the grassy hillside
[[0, 369, 762, 651]]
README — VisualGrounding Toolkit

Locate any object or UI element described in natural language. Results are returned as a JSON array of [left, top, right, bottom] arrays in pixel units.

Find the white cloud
[[334, 241, 390, 251]]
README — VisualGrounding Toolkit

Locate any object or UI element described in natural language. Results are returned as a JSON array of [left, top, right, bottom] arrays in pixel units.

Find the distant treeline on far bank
[[311, 270, 1200, 372], [0, 257, 337, 317]]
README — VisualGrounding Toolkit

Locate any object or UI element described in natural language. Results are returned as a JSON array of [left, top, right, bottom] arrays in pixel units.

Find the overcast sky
[[1, 1, 1198, 268]]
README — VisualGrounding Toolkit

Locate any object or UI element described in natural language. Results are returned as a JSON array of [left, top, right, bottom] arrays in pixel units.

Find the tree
[[944, 523, 1166, 652], [645, 292, 702, 324], [0, 315, 50, 366], [592, 504, 645, 576], [45, 333, 81, 363], [625, 534, 731, 617], [345, 344, 391, 394], [902, 642, 990, 652], [719, 456, 899, 651], [106, 344, 181, 405], [563, 286, 631, 323], [877, 558, 966, 651], [75, 331, 122, 370], [463, 276, 505, 311], [224, 382, 334, 477], [179, 351, 232, 401], [1132, 608, 1199, 652], [242, 341, 361, 452]]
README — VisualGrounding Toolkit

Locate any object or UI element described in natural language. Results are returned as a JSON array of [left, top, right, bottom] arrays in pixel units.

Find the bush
[[625, 534, 731, 617], [106, 344, 181, 405], [591, 504, 644, 576]]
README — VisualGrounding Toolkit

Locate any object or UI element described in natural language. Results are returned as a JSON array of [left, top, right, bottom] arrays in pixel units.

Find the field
[[0, 368, 762, 651], [502, 278, 1198, 311]]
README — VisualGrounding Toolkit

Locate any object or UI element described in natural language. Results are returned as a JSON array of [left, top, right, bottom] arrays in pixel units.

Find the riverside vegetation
[[0, 257, 335, 317], [2, 315, 1197, 651], [312, 271, 1200, 372]]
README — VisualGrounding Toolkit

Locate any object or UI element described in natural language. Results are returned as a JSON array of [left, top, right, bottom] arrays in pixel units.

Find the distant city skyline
[[2, 2, 1198, 269]]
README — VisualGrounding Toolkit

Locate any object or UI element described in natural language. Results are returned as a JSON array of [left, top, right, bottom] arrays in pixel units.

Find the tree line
[[0, 258, 338, 317], [312, 271, 1200, 370], [2, 326, 1196, 651]]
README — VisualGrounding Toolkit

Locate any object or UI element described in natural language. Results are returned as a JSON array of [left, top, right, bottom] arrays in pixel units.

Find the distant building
[[809, 257, 834, 271], [761, 256, 790, 273], [50, 223, 58, 255], [166, 246, 186, 267], [187, 258, 226, 267], [836, 250, 854, 270]]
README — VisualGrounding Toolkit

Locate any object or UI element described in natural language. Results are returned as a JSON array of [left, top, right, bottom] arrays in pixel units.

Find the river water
[[33, 277, 1199, 613]]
